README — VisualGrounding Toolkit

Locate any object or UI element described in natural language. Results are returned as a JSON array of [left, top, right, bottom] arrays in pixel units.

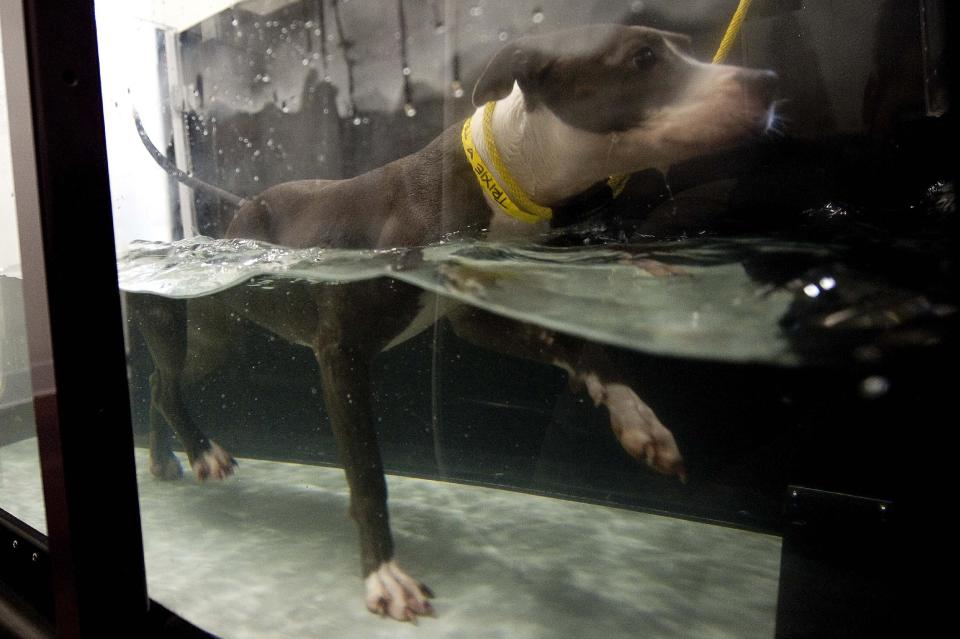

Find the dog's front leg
[[562, 344, 686, 481], [448, 306, 685, 479], [314, 339, 434, 621]]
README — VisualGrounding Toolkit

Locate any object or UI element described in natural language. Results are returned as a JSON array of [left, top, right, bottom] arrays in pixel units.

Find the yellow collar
[[461, 102, 629, 224]]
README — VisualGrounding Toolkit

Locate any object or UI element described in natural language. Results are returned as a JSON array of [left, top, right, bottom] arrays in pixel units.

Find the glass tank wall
[[4, 0, 950, 636]]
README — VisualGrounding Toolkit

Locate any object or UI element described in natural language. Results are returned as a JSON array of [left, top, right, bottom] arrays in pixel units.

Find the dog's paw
[[150, 453, 184, 481], [191, 441, 238, 481], [364, 560, 434, 622], [597, 382, 686, 481]]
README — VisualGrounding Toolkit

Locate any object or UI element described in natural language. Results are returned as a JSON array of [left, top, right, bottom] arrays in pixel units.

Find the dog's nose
[[741, 69, 778, 104]]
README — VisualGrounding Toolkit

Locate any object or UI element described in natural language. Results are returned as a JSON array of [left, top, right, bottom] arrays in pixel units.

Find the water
[[117, 232, 953, 367]]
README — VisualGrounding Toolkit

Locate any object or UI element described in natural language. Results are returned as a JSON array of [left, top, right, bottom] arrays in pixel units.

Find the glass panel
[[0, 10, 44, 534], [99, 1, 950, 636]]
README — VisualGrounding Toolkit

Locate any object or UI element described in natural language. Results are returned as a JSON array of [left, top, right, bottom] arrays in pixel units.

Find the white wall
[[95, 2, 174, 249], [1, 3, 176, 274]]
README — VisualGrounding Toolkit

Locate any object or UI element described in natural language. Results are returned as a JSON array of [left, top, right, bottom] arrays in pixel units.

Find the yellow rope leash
[[713, 0, 753, 63]]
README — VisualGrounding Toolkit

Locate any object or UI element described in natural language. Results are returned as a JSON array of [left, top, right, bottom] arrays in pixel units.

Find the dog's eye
[[633, 47, 657, 70]]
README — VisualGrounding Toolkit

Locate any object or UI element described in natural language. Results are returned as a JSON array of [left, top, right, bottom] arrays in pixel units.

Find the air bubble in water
[[532, 10, 544, 24], [631, 1, 645, 13], [860, 375, 890, 398], [404, 103, 417, 117], [470, 6, 483, 17], [402, 66, 411, 76], [498, 31, 509, 42]]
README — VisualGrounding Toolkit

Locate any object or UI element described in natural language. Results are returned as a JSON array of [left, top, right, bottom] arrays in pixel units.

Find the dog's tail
[[133, 109, 246, 208]]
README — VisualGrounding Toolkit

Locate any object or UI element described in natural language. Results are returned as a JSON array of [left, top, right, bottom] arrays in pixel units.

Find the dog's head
[[473, 24, 777, 173]]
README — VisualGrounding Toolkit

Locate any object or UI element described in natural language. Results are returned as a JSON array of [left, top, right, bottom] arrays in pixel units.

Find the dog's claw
[[191, 440, 237, 482], [365, 560, 434, 622]]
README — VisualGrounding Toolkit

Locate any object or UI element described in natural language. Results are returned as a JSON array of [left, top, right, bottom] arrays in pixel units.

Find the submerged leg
[[314, 339, 433, 621], [147, 371, 182, 480], [130, 294, 237, 481], [447, 305, 685, 479]]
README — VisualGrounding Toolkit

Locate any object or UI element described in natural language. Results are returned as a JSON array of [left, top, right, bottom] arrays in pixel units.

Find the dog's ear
[[472, 41, 552, 107]]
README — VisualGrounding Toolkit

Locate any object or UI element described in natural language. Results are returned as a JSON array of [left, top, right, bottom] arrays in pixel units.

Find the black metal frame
[[11, 0, 147, 634]]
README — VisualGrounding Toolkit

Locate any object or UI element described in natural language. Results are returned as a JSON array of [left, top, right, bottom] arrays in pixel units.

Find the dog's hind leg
[[129, 294, 237, 481], [447, 305, 685, 480], [146, 370, 183, 480]]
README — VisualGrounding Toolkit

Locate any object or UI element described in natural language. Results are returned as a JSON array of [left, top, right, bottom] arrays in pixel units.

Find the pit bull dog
[[132, 24, 777, 621]]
